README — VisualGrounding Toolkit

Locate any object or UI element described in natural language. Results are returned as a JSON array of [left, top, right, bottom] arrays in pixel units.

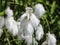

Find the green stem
[[7, 38, 11, 45], [43, 2, 51, 31], [45, 18, 50, 31]]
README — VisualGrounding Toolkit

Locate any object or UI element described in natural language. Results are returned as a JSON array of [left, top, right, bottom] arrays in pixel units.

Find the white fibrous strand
[[0, 16, 4, 28], [23, 22, 34, 36], [20, 7, 40, 30], [0, 16, 4, 37]]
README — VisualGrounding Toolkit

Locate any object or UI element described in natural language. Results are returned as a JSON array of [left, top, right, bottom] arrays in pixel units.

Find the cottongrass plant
[[5, 7, 18, 36], [20, 7, 40, 30], [18, 7, 44, 45], [42, 32, 56, 45], [3, 3, 56, 45], [18, 7, 34, 45]]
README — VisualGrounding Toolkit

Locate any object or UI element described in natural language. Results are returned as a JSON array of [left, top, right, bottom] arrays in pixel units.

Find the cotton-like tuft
[[5, 7, 13, 17], [20, 13, 30, 32], [47, 32, 56, 45], [0, 16, 4, 28], [20, 7, 40, 30], [34, 3, 45, 18], [42, 32, 56, 45], [18, 13, 30, 40], [19, 7, 42, 44], [5, 17, 18, 36], [20, 15, 34, 36], [5, 7, 18, 36], [19, 7, 38, 44], [25, 7, 40, 29], [36, 24, 44, 41]]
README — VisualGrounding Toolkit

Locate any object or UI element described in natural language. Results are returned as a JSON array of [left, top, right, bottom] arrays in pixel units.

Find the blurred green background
[[0, 0, 60, 45]]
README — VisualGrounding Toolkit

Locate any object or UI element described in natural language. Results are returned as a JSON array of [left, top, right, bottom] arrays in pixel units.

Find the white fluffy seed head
[[0, 16, 4, 28], [5, 7, 18, 36], [20, 12, 40, 30], [42, 32, 56, 45], [20, 14, 34, 36], [36, 24, 44, 41], [5, 7, 13, 17], [34, 3, 45, 18], [20, 13, 30, 31], [5, 16, 18, 36], [46, 32, 56, 43], [19, 12, 34, 40], [0, 28, 3, 37]]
